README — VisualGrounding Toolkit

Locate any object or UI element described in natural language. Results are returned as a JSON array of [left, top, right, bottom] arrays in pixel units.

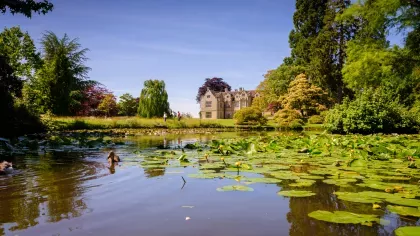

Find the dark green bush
[[234, 107, 267, 125], [324, 88, 419, 134], [308, 115, 324, 124]]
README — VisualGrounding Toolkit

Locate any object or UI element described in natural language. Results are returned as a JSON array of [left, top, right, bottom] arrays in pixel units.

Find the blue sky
[[3, 0, 404, 117]]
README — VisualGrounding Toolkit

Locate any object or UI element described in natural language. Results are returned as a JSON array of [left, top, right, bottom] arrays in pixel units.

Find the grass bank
[[43, 116, 279, 131], [41, 116, 324, 132]]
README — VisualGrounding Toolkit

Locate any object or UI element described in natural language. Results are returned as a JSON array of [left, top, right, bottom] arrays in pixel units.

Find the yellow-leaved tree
[[275, 74, 329, 128]]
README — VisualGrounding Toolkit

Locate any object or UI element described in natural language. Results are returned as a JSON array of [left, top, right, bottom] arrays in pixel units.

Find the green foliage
[[288, 0, 329, 65], [138, 80, 170, 118], [308, 210, 381, 226], [0, 26, 41, 78], [24, 31, 93, 115], [117, 93, 138, 116], [98, 94, 118, 117], [308, 115, 324, 124], [395, 226, 420, 236], [0, 0, 53, 18], [274, 108, 304, 129], [324, 88, 419, 134], [233, 107, 267, 125], [280, 74, 329, 117]]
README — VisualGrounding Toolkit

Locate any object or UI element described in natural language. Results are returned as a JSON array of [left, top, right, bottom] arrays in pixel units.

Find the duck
[[107, 151, 120, 164], [0, 161, 13, 175]]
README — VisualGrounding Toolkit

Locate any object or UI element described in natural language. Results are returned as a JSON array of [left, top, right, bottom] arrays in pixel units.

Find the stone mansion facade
[[199, 87, 258, 119]]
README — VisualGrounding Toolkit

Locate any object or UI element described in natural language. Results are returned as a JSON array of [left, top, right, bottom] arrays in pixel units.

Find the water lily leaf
[[188, 173, 223, 179], [271, 172, 301, 180], [387, 205, 420, 217], [334, 191, 393, 204], [385, 198, 420, 207], [289, 179, 316, 187], [200, 163, 226, 169], [348, 159, 367, 167], [308, 210, 380, 226], [216, 185, 254, 192], [244, 177, 282, 184], [395, 226, 420, 236], [277, 190, 315, 197], [300, 175, 325, 180], [323, 178, 356, 187]]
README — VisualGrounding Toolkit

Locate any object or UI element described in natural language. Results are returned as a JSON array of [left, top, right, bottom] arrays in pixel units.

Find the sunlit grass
[[46, 116, 239, 130]]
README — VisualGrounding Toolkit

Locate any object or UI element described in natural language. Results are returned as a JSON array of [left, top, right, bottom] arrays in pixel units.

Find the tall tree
[[0, 26, 41, 78], [138, 80, 170, 118], [288, 0, 329, 65], [118, 93, 138, 116], [309, 0, 357, 102], [24, 31, 94, 115], [196, 77, 231, 103], [1, 0, 53, 18]]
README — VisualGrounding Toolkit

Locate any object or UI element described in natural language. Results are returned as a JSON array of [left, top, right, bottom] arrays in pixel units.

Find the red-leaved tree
[[196, 77, 231, 103], [77, 85, 112, 116]]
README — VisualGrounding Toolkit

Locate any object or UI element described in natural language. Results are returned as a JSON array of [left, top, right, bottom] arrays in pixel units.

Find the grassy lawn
[[43, 116, 323, 131], [45, 116, 241, 131]]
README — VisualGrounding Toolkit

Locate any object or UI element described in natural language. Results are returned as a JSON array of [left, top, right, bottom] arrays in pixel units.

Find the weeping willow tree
[[137, 80, 170, 118]]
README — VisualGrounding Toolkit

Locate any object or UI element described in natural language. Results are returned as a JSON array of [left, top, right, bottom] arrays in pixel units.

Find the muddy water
[[0, 132, 418, 236]]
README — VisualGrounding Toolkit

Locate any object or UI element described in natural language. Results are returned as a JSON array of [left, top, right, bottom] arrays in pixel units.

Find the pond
[[0, 131, 419, 236]]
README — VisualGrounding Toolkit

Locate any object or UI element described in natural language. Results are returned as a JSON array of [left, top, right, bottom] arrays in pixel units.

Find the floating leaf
[[387, 205, 420, 217], [244, 177, 282, 184], [395, 226, 420, 236], [334, 191, 393, 204], [289, 179, 316, 187], [216, 185, 254, 192], [385, 198, 420, 207], [308, 210, 380, 226], [277, 190, 316, 197], [300, 175, 324, 180]]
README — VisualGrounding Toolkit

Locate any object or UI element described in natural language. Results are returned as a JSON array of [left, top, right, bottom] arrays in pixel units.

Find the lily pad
[[188, 173, 223, 179], [300, 175, 324, 180], [277, 190, 316, 197], [385, 197, 420, 207], [271, 171, 301, 180], [216, 185, 254, 192], [289, 179, 316, 187], [323, 178, 356, 187], [308, 210, 380, 226], [334, 191, 393, 204], [387, 205, 420, 217], [244, 177, 282, 184], [395, 226, 420, 236]]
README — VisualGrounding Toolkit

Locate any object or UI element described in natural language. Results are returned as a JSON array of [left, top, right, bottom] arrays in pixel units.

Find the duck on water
[[0, 161, 13, 175]]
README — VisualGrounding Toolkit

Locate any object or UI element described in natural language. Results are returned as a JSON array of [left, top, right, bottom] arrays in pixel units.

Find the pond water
[[0, 132, 419, 236]]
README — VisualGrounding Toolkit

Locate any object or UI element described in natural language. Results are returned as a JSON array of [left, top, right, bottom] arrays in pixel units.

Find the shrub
[[308, 115, 324, 124], [274, 108, 304, 127], [233, 107, 267, 125], [324, 88, 420, 134]]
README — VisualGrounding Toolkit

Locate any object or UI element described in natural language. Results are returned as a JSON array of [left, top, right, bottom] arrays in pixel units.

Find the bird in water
[[0, 161, 13, 175], [107, 151, 121, 165]]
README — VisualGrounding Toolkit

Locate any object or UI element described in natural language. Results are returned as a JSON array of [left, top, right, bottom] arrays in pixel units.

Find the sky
[[3, 0, 404, 117]]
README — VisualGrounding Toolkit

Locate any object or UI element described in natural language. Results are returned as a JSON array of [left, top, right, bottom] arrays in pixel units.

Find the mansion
[[199, 87, 258, 119]]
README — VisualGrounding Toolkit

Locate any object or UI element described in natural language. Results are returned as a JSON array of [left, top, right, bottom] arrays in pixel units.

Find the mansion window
[[225, 103, 231, 108], [205, 101, 212, 107], [241, 100, 246, 107], [206, 112, 212, 118], [207, 95, 211, 98], [235, 101, 239, 107]]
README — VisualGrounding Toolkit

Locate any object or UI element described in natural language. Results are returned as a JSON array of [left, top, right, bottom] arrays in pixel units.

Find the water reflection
[[0, 152, 102, 234]]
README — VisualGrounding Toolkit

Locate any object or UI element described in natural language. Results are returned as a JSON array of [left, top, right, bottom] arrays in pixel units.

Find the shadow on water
[[0, 131, 418, 236]]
